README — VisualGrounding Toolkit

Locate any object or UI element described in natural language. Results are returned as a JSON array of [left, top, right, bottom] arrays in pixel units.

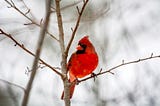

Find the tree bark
[[55, 0, 71, 106]]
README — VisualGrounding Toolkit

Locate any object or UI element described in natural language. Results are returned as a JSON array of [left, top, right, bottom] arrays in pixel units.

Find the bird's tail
[[61, 81, 75, 100]]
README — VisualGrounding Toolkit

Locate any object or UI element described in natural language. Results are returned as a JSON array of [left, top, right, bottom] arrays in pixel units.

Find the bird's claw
[[74, 78, 80, 85]]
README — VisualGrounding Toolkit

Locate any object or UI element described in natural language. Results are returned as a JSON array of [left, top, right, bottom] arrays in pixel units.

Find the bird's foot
[[74, 78, 80, 85]]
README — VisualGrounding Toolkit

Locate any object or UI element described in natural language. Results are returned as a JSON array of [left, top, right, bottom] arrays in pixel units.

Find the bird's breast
[[69, 53, 98, 78]]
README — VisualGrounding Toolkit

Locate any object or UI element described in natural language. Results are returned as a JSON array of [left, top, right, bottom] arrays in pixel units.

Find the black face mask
[[76, 43, 87, 54]]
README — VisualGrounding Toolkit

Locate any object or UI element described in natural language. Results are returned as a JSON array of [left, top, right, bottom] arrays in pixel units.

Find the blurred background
[[0, 0, 160, 106]]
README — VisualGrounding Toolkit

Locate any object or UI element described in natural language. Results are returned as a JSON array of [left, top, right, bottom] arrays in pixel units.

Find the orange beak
[[76, 45, 83, 50]]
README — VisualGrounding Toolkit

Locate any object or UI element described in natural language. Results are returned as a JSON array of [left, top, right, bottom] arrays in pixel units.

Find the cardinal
[[61, 36, 98, 99]]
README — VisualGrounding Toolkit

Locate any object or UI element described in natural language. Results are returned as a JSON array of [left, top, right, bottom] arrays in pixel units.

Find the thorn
[[25, 9, 30, 15], [14, 43, 17, 46], [71, 27, 73, 32], [76, 6, 80, 14], [151, 53, 153, 57], [108, 71, 114, 75], [40, 18, 43, 26], [91, 72, 97, 82], [21, 44, 24, 47], [99, 68, 102, 73], [24, 23, 33, 25], [122, 59, 124, 64], [24, 23, 28, 25]]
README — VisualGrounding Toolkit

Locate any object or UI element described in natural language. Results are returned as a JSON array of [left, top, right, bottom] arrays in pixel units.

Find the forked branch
[[0, 29, 62, 76], [55, 0, 70, 106], [65, 0, 89, 55], [4, 0, 59, 42]]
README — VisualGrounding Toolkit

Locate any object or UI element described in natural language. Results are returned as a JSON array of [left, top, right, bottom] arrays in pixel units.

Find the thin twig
[[21, 0, 32, 16], [4, 0, 59, 42], [65, 0, 89, 55], [0, 78, 25, 91], [0, 29, 62, 76], [79, 54, 160, 83]]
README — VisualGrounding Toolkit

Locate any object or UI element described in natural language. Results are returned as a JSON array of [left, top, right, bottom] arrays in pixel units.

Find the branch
[[51, 0, 82, 13], [4, 0, 59, 42], [0, 78, 25, 91], [79, 53, 160, 83], [55, 0, 70, 106], [0, 29, 62, 76], [65, 0, 89, 55], [54, 1, 90, 105], [21, 0, 53, 106]]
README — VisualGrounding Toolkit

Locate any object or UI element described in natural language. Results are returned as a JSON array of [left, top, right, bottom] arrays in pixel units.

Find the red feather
[[61, 36, 98, 99]]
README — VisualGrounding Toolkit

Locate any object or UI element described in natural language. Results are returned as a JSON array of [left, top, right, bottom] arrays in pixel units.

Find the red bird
[[61, 36, 98, 99]]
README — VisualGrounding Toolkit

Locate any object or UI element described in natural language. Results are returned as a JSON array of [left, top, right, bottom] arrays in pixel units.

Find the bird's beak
[[76, 45, 83, 50]]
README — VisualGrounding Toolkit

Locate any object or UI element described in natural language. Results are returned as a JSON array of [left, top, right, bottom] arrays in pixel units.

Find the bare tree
[[0, 0, 160, 106]]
